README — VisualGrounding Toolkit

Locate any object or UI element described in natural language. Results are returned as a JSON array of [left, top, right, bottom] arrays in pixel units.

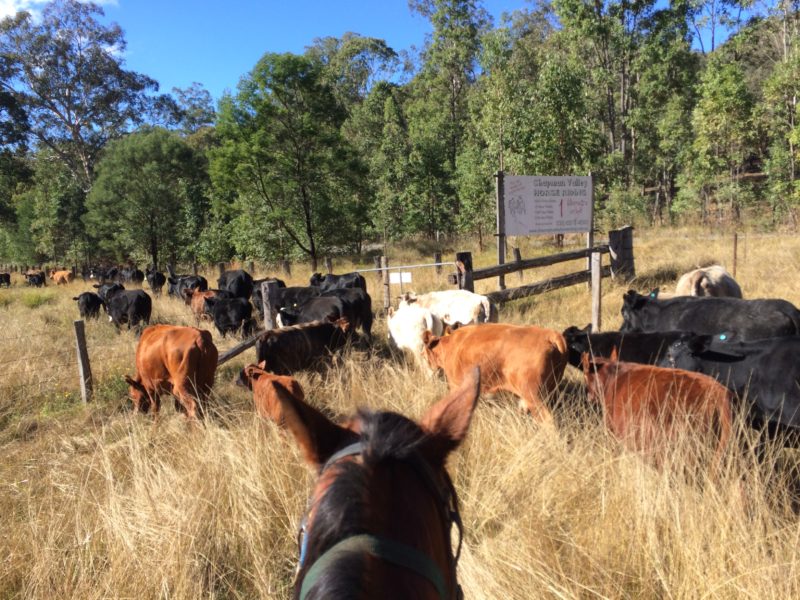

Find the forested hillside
[[0, 0, 797, 267]]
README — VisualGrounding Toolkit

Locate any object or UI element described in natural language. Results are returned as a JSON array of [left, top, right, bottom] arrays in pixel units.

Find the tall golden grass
[[2, 227, 800, 598]]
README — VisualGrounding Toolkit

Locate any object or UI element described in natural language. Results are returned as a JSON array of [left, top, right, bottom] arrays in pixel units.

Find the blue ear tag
[[649, 292, 656, 298], [299, 524, 309, 567], [719, 334, 727, 341]]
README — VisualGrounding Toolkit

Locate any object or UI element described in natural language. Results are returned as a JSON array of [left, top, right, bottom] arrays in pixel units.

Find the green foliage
[[210, 52, 366, 262], [20, 291, 54, 309], [0, 0, 164, 189], [84, 127, 208, 267]]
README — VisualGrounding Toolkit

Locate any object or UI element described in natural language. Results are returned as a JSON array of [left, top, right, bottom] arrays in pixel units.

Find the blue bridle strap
[[299, 533, 448, 600]]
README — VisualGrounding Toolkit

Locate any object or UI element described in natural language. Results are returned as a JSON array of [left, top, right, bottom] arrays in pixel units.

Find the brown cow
[[182, 287, 220, 322], [124, 324, 218, 419], [236, 360, 305, 421], [582, 349, 732, 463], [422, 323, 568, 423], [49, 269, 74, 285]]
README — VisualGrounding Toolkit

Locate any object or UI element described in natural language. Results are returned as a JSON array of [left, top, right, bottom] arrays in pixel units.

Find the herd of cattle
[[3, 260, 800, 457]]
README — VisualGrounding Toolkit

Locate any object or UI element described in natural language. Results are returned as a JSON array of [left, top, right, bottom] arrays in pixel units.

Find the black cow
[[562, 324, 685, 368], [620, 290, 800, 341], [668, 332, 800, 439], [89, 266, 120, 283], [73, 292, 104, 319], [217, 269, 254, 299], [251, 278, 287, 314], [105, 288, 152, 331], [167, 274, 208, 299], [146, 266, 166, 296], [24, 272, 46, 287], [280, 288, 373, 339], [93, 282, 125, 302], [278, 296, 347, 328], [0, 272, 10, 287], [204, 296, 256, 337], [309, 271, 367, 292], [255, 319, 351, 375], [121, 266, 145, 284]]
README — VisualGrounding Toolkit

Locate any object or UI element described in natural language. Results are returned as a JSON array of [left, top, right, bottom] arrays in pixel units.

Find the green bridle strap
[[299, 533, 448, 600]]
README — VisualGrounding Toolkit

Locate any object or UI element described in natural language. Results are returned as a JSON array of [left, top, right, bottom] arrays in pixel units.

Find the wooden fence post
[[381, 256, 390, 312], [608, 226, 635, 281], [281, 260, 291, 276], [249, 260, 255, 275], [495, 170, 506, 291], [217, 262, 226, 278], [591, 252, 602, 333], [732, 232, 738, 278], [455, 251, 474, 293], [373, 256, 382, 282], [261, 280, 280, 330], [325, 257, 333, 274], [74, 320, 93, 403], [192, 263, 198, 276], [513, 247, 523, 282], [434, 252, 442, 275]]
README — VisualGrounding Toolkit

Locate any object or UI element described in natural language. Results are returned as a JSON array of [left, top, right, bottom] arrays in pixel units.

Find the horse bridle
[[296, 441, 465, 600]]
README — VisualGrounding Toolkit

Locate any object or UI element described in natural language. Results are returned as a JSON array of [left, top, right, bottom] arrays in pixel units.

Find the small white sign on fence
[[504, 175, 593, 235], [389, 272, 412, 284]]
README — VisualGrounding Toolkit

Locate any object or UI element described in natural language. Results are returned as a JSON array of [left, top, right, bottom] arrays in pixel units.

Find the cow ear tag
[[649, 291, 657, 298], [719, 334, 727, 341]]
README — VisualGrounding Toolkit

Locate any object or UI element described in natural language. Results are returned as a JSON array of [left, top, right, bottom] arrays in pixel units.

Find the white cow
[[399, 290, 498, 327], [675, 265, 742, 298], [387, 302, 444, 368]]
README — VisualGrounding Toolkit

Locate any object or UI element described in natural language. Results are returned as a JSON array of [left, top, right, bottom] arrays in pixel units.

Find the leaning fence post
[[381, 256, 390, 312], [281, 260, 291, 277], [325, 257, 333, 274], [434, 252, 442, 275], [455, 251, 474, 292], [217, 262, 226, 278], [732, 232, 738, 278], [74, 320, 93, 403], [591, 252, 602, 333], [373, 256, 382, 282], [261, 280, 279, 330], [249, 260, 255, 275]]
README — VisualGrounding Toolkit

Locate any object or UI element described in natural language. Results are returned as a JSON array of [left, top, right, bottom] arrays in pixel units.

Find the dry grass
[[2, 227, 800, 598]]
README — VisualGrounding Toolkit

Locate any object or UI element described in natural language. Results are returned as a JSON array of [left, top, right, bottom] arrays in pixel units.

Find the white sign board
[[503, 175, 593, 235], [389, 272, 412, 284]]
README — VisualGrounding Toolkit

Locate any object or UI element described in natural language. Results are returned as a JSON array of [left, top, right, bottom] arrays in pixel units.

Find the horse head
[[264, 368, 481, 599]]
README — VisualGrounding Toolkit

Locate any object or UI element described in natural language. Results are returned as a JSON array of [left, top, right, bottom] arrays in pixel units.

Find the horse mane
[[299, 409, 430, 599]]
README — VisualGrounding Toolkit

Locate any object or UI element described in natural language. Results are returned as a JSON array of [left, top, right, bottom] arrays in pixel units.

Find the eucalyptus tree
[[211, 52, 365, 265]]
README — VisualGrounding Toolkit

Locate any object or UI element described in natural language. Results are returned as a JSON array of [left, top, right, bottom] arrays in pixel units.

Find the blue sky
[[0, 0, 528, 101]]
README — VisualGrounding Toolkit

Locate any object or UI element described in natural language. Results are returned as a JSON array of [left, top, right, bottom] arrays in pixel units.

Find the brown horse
[[261, 368, 481, 599]]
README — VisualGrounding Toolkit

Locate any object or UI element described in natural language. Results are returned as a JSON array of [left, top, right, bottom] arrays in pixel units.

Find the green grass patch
[[0, 295, 13, 308], [20, 291, 56, 309]]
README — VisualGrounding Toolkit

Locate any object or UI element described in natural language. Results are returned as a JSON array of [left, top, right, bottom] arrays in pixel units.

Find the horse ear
[[257, 360, 267, 370], [421, 367, 480, 462], [387, 306, 394, 317], [266, 384, 353, 470], [610, 346, 619, 361]]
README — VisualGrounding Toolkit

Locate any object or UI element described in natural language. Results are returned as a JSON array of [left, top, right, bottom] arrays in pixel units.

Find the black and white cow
[[620, 290, 800, 341]]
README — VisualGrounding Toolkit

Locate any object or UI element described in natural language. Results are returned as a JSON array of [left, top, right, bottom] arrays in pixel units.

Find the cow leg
[[174, 386, 200, 420], [515, 375, 555, 425]]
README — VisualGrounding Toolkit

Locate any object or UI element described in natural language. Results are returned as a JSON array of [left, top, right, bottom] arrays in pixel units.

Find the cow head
[[309, 273, 324, 287], [124, 375, 152, 413], [581, 349, 618, 402], [421, 330, 446, 372], [236, 360, 269, 389], [620, 290, 650, 333]]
